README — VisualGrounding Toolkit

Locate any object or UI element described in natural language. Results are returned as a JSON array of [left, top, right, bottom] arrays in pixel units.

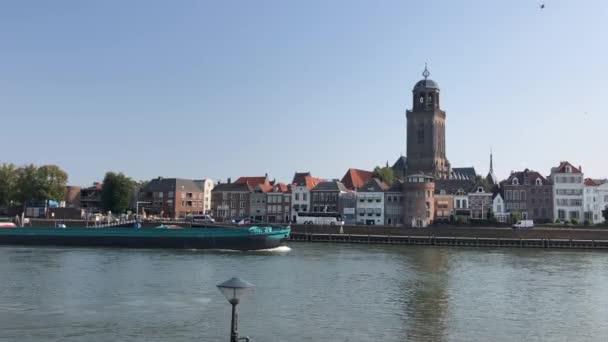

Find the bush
[[583, 220, 590, 226], [555, 219, 562, 224], [570, 218, 579, 225]]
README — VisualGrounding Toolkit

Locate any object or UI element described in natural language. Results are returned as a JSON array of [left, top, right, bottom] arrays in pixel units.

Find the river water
[[1, 243, 607, 342]]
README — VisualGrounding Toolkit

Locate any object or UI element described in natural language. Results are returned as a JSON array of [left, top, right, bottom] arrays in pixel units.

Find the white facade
[[454, 189, 469, 212], [356, 192, 385, 225], [200, 179, 214, 214], [597, 183, 608, 224], [492, 193, 509, 222], [291, 185, 311, 215], [551, 163, 584, 222], [586, 182, 608, 224]]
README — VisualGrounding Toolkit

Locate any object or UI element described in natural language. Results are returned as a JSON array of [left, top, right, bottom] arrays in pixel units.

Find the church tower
[[406, 65, 451, 179]]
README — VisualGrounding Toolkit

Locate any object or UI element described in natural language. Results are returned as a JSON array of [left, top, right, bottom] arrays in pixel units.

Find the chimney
[[579, 165, 582, 173], [227, 178, 231, 184]]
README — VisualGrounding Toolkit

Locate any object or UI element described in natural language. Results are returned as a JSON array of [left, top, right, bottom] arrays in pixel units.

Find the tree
[[373, 166, 394, 185], [511, 211, 521, 224], [15, 164, 68, 207], [101, 172, 136, 214], [603, 207, 608, 223], [0, 163, 18, 209], [36, 165, 68, 201]]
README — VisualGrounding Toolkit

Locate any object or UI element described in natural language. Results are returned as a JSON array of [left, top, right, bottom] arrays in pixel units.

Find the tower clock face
[[420, 97, 424, 103]]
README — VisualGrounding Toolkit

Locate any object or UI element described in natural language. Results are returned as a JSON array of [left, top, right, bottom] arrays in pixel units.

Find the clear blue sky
[[1, 0, 606, 185]]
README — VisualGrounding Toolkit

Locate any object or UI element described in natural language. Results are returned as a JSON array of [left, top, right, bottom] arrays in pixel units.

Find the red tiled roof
[[257, 183, 273, 192], [341, 168, 373, 190], [556, 161, 581, 174], [305, 176, 323, 189], [274, 183, 290, 193], [235, 176, 268, 186], [584, 178, 598, 186]]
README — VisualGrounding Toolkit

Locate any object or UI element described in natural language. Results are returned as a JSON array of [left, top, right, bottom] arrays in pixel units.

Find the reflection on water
[[1, 244, 608, 342]]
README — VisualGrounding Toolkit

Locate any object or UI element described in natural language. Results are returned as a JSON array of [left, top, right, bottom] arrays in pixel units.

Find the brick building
[[139, 177, 205, 218], [404, 174, 435, 227], [501, 169, 553, 223], [310, 181, 348, 213]]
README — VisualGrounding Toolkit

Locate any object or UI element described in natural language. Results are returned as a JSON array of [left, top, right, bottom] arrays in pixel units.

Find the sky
[[0, 0, 606, 185]]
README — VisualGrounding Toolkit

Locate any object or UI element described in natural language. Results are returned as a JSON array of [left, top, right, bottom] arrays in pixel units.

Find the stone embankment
[[290, 224, 608, 249]]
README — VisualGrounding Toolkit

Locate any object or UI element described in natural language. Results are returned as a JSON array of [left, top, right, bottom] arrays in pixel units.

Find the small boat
[[0, 224, 291, 251]]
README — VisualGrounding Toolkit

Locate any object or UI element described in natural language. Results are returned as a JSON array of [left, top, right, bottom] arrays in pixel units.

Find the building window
[[303, 193, 307, 201], [295, 193, 299, 201], [535, 178, 542, 186], [512, 178, 519, 185], [417, 124, 424, 144]]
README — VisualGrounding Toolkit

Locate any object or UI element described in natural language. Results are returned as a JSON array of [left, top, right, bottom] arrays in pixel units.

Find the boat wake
[[213, 245, 292, 253], [258, 246, 292, 253]]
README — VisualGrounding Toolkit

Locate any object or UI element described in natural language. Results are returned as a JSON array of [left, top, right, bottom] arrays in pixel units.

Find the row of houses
[[208, 160, 608, 226], [60, 160, 607, 226]]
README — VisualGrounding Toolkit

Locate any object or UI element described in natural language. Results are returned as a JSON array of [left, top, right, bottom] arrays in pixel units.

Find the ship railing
[[92, 219, 137, 228]]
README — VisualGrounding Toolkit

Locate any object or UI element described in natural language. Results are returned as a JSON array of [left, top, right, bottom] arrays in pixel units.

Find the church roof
[[486, 171, 498, 185], [391, 156, 407, 172], [450, 167, 477, 181], [413, 79, 439, 91]]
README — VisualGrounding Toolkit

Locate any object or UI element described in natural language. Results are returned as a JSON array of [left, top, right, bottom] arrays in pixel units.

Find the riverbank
[[289, 224, 608, 249], [290, 224, 608, 240]]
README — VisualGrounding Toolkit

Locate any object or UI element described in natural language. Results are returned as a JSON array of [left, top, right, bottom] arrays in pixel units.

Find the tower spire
[[422, 63, 430, 80], [490, 147, 494, 173]]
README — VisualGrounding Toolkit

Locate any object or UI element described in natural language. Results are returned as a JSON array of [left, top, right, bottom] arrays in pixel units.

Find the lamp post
[[217, 277, 255, 342]]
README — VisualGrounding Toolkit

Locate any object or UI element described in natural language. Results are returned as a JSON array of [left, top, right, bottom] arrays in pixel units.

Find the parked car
[[512, 220, 534, 229], [192, 214, 215, 223]]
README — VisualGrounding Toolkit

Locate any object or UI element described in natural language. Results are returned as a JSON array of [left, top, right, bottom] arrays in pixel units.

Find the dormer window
[[477, 187, 483, 193], [535, 178, 542, 186], [566, 165, 572, 173], [439, 190, 446, 195], [512, 178, 519, 185], [456, 189, 465, 196]]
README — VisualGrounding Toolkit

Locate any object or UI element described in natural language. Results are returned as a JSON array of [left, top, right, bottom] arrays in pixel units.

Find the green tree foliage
[[373, 166, 394, 186], [101, 172, 136, 214], [0, 163, 18, 208], [511, 211, 521, 223], [37, 165, 69, 201], [15, 164, 68, 206], [603, 207, 608, 222]]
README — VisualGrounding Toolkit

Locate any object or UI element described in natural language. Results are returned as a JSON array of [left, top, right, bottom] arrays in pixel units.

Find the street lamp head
[[217, 277, 255, 305]]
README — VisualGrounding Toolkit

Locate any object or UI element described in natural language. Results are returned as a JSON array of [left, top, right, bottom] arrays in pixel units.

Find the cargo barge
[[0, 224, 291, 251]]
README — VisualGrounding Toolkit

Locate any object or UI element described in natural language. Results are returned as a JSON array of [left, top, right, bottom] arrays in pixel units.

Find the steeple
[[486, 148, 498, 186], [490, 148, 494, 173]]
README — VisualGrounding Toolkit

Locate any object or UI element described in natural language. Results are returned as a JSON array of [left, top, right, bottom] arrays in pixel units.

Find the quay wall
[[290, 224, 608, 241]]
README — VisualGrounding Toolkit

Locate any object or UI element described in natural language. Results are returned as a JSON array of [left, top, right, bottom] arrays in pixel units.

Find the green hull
[[0, 226, 291, 251]]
